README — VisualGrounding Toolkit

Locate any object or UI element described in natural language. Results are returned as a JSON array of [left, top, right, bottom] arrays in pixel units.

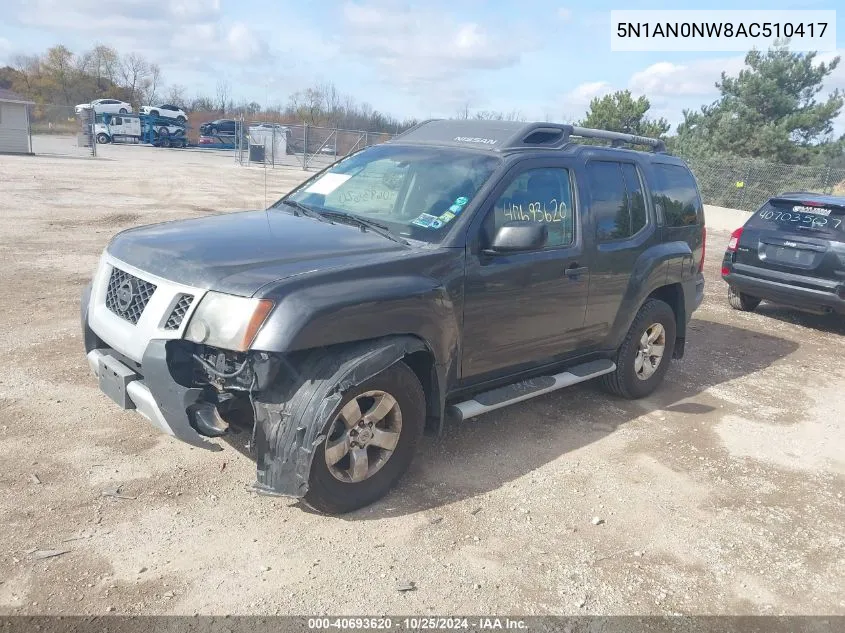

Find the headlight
[[184, 292, 274, 352]]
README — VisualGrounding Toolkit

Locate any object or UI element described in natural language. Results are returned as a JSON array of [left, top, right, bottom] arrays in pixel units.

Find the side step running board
[[448, 359, 616, 422]]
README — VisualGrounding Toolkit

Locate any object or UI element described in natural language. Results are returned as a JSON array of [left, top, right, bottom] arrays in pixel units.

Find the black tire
[[176, 116, 186, 123], [118, 108, 128, 114], [728, 286, 761, 311], [149, 110, 159, 117], [96, 133, 110, 144], [303, 361, 425, 514], [209, 126, 218, 135], [601, 298, 677, 399]]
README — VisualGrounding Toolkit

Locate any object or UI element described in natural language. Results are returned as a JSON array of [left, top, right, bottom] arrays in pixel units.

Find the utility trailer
[[94, 113, 189, 148]]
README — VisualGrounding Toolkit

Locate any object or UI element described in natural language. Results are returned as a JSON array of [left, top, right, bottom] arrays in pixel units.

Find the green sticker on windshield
[[411, 196, 470, 230]]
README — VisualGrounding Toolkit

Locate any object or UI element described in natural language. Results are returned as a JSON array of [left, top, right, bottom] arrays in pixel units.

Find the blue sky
[[0, 0, 843, 131]]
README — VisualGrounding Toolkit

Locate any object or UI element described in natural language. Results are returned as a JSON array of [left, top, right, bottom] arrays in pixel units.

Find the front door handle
[[565, 264, 588, 279]]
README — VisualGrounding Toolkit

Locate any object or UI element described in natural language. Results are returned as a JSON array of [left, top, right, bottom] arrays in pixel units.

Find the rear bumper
[[723, 270, 845, 315]]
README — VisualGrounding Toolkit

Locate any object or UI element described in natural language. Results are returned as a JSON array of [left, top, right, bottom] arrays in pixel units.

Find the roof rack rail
[[564, 126, 666, 153], [387, 119, 668, 153]]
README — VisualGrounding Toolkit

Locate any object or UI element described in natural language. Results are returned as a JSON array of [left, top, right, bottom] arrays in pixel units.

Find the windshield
[[274, 144, 501, 243]]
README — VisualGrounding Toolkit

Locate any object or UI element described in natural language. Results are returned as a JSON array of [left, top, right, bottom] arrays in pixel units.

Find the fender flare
[[251, 335, 430, 498]]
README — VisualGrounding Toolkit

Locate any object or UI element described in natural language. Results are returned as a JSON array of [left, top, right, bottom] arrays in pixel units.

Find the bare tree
[[319, 81, 342, 126], [165, 84, 188, 110], [216, 79, 231, 114], [142, 63, 162, 105], [190, 95, 216, 111], [11, 54, 41, 95], [119, 52, 152, 107]]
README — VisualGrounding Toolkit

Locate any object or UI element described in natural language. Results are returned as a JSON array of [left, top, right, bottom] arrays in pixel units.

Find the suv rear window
[[652, 163, 703, 227], [747, 199, 845, 236]]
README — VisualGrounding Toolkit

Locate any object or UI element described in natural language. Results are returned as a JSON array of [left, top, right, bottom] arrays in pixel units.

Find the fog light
[[187, 318, 210, 343]]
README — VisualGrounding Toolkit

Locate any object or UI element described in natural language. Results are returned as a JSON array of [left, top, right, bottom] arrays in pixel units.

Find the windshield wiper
[[319, 210, 410, 245], [280, 199, 334, 224]]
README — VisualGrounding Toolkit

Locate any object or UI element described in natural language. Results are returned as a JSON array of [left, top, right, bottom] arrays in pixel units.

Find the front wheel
[[96, 133, 110, 144], [118, 108, 128, 114], [601, 298, 677, 399], [728, 286, 761, 311], [304, 361, 425, 514], [176, 116, 186, 123]]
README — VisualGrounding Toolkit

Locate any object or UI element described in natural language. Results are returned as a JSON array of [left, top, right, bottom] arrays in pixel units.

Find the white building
[[0, 88, 34, 154]]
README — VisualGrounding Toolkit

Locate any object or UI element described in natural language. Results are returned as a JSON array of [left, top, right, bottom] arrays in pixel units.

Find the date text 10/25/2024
[[307, 617, 529, 630]]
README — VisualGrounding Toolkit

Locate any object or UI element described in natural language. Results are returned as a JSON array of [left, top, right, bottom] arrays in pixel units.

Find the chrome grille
[[164, 294, 194, 330], [104, 268, 156, 325]]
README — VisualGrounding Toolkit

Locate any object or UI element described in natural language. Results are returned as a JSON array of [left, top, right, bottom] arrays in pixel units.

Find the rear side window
[[587, 160, 647, 242], [748, 199, 845, 236], [652, 163, 702, 227]]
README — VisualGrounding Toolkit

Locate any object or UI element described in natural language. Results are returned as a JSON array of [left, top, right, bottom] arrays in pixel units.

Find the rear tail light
[[727, 227, 743, 252], [721, 266, 730, 277], [698, 226, 707, 273]]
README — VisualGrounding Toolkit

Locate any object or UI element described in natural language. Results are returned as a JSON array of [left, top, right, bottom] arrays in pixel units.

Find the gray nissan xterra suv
[[81, 119, 706, 514]]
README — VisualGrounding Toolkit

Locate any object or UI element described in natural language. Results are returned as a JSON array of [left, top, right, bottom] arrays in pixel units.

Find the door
[[461, 163, 590, 380], [582, 159, 656, 342]]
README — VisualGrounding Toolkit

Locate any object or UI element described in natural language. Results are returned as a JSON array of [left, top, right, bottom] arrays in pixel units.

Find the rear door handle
[[565, 265, 588, 278]]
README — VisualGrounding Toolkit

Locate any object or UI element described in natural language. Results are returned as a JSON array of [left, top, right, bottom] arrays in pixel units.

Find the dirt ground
[[0, 137, 843, 617]]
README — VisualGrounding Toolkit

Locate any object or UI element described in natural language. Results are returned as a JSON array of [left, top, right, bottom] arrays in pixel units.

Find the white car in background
[[140, 104, 188, 123], [75, 98, 132, 115]]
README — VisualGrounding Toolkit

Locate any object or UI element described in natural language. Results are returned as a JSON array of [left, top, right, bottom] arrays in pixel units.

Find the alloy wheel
[[324, 391, 403, 483], [634, 323, 666, 381]]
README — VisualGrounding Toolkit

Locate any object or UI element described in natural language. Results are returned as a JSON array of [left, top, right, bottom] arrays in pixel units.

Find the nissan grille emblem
[[116, 278, 136, 313]]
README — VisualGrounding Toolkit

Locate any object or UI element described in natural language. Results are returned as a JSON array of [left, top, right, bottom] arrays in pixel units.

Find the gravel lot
[[0, 137, 843, 616]]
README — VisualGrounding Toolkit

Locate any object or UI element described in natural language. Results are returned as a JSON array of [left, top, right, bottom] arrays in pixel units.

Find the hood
[[107, 209, 410, 296]]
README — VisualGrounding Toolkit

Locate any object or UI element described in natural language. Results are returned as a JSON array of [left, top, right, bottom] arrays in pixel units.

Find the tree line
[[0, 42, 842, 164], [579, 44, 844, 167], [0, 44, 417, 135]]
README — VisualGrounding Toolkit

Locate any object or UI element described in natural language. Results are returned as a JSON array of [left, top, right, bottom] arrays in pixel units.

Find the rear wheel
[[728, 286, 761, 311], [601, 299, 677, 399]]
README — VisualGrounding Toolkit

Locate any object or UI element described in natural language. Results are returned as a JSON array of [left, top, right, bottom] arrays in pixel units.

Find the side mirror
[[486, 221, 548, 254]]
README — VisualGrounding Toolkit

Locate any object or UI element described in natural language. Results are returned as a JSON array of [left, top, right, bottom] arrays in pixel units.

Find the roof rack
[[389, 119, 667, 153], [566, 125, 666, 153]]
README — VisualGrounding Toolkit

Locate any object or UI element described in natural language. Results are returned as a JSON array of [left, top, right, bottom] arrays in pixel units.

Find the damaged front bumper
[[85, 342, 222, 451]]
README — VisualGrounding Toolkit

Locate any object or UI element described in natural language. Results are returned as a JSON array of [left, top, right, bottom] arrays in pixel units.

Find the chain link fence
[[684, 154, 845, 212], [234, 123, 394, 170], [26, 104, 97, 157]]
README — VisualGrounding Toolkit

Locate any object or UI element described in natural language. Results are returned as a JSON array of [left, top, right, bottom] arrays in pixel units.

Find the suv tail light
[[698, 226, 707, 273], [727, 227, 743, 252]]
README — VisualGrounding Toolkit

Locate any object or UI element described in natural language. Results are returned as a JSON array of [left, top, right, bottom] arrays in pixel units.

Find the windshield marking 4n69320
[[276, 144, 500, 244]]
